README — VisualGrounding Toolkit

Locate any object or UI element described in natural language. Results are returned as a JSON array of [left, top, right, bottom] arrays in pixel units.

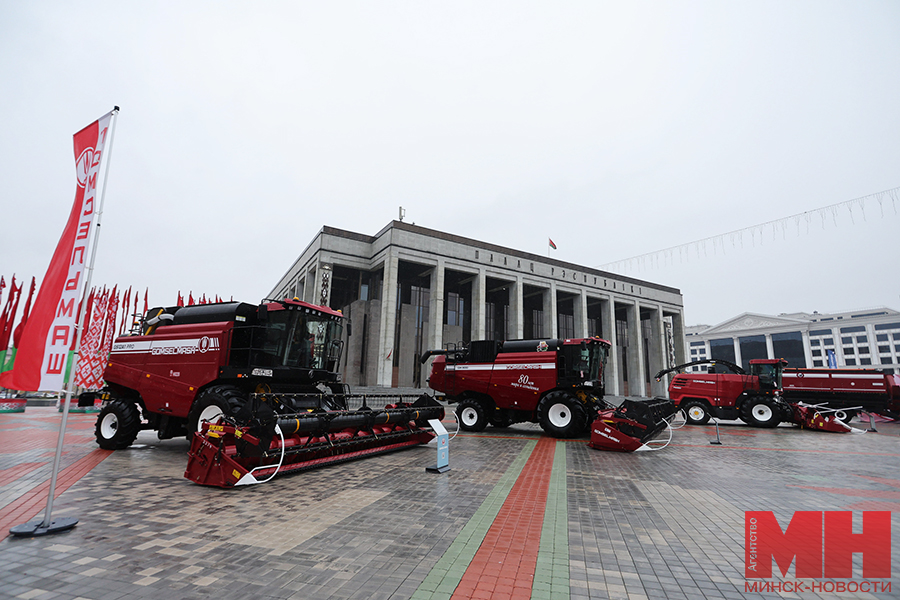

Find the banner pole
[[37, 107, 120, 534]]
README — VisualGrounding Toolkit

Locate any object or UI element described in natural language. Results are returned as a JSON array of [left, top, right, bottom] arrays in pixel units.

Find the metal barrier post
[[710, 418, 722, 445]]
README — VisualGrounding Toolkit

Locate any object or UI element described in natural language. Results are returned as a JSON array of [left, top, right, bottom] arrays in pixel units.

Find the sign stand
[[426, 419, 450, 473]]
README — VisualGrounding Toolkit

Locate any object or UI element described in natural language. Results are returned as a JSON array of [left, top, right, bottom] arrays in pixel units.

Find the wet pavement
[[1, 402, 899, 599]]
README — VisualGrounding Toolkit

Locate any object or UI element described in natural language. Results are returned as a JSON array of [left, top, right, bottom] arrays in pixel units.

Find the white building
[[269, 221, 686, 396], [685, 308, 900, 373]]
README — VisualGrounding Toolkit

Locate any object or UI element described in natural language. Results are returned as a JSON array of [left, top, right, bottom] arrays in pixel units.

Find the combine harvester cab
[[424, 337, 677, 451], [82, 298, 444, 486]]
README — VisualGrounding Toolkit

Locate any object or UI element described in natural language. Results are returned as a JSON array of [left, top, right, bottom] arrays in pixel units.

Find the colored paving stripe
[[412, 440, 537, 600], [0, 448, 112, 534], [533, 441, 568, 600], [450, 436, 556, 600], [0, 430, 96, 454], [0, 462, 47, 483]]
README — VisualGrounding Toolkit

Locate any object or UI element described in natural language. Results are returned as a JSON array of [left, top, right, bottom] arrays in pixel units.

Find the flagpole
[[36, 107, 119, 535]]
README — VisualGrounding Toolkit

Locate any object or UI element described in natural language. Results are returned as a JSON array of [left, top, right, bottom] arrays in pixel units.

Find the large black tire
[[488, 409, 513, 429], [681, 400, 711, 425], [741, 397, 782, 428], [187, 385, 247, 438], [537, 391, 588, 438], [456, 398, 488, 432], [95, 400, 141, 450]]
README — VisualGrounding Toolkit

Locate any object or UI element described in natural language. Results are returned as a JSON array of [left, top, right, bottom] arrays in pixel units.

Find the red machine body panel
[[430, 351, 559, 411], [782, 368, 900, 414], [485, 351, 558, 411], [668, 372, 758, 410], [105, 321, 232, 417]]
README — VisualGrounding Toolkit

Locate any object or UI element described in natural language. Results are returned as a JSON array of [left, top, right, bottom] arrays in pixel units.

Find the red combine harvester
[[79, 299, 443, 487], [423, 337, 678, 451], [656, 358, 859, 433]]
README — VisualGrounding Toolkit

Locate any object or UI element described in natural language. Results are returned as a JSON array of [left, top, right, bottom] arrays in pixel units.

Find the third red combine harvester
[[656, 358, 863, 432], [79, 298, 444, 487], [423, 337, 678, 451]]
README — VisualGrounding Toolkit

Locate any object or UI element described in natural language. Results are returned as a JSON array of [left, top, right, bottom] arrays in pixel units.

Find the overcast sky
[[1, 1, 898, 328]]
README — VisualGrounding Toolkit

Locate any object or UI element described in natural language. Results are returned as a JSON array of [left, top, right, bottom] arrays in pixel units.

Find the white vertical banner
[[0, 111, 113, 392]]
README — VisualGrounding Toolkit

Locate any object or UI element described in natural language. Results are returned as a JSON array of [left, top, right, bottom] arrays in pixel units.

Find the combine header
[[589, 398, 680, 452], [80, 298, 444, 486], [185, 394, 443, 487]]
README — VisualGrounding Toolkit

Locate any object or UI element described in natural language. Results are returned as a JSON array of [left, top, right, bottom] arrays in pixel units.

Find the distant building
[[269, 221, 686, 396], [685, 308, 900, 374]]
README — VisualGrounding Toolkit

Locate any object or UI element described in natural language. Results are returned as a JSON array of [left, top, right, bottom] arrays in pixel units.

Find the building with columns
[[684, 308, 900, 374], [269, 221, 686, 396]]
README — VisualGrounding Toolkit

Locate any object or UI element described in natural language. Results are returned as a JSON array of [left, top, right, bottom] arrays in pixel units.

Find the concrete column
[[574, 290, 588, 338], [801, 330, 813, 368], [673, 310, 686, 365], [304, 266, 316, 303], [376, 253, 399, 386], [544, 282, 558, 339], [832, 327, 844, 366], [472, 268, 486, 340], [733, 337, 743, 369], [601, 297, 619, 396], [625, 301, 645, 397], [648, 305, 667, 396], [427, 259, 445, 357], [866, 324, 879, 365], [765, 333, 774, 359], [509, 275, 524, 340]]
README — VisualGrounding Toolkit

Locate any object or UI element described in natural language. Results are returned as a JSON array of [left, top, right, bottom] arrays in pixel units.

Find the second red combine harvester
[[79, 299, 443, 487], [656, 358, 869, 433], [423, 337, 678, 451]]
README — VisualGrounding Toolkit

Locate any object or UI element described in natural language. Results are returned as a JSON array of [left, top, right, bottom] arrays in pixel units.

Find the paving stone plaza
[[1, 403, 899, 600]]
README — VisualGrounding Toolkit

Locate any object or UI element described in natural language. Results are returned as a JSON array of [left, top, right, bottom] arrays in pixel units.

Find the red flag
[[0, 277, 21, 352], [143, 288, 149, 314], [119, 286, 131, 335], [12, 277, 37, 348], [177, 291, 184, 307], [132, 292, 139, 332], [548, 238, 557, 250], [188, 292, 195, 306], [0, 276, 5, 308], [0, 111, 114, 391]]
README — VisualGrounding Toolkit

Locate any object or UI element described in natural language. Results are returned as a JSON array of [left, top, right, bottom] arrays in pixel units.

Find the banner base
[[9, 516, 78, 537], [0, 399, 27, 413]]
